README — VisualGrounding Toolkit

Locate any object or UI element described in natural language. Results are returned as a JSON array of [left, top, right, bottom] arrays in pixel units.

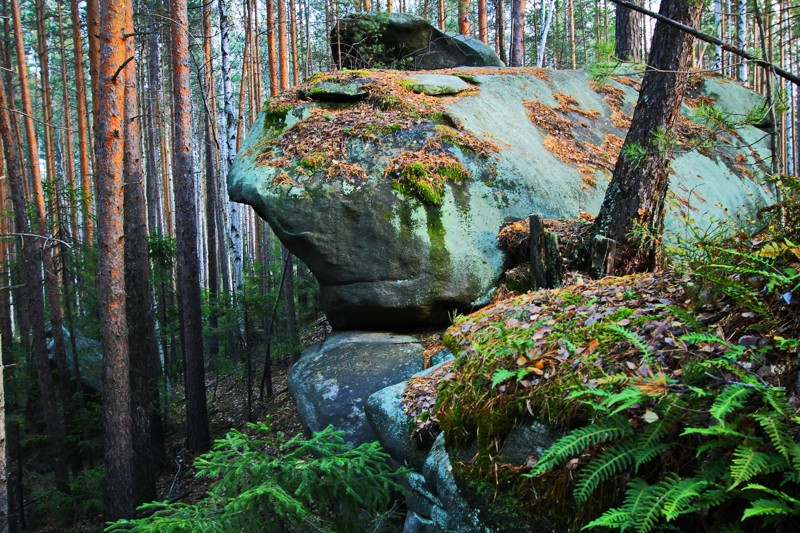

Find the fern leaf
[[681, 426, 748, 439], [574, 439, 638, 504], [604, 387, 646, 415], [709, 385, 754, 423], [527, 416, 632, 477], [582, 508, 630, 530], [491, 368, 516, 388], [661, 477, 712, 521], [729, 445, 783, 488], [634, 442, 673, 471], [741, 498, 794, 519], [603, 323, 652, 361], [680, 332, 731, 347], [742, 483, 800, 505], [751, 412, 793, 462]]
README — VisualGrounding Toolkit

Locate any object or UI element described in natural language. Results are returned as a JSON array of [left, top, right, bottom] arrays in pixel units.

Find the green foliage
[[106, 422, 404, 532], [31, 466, 104, 527]]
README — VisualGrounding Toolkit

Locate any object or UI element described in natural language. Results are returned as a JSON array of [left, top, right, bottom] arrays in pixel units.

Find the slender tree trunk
[[86, 0, 100, 153], [171, 0, 210, 453], [278, 0, 289, 91], [202, 0, 220, 360], [478, 0, 487, 42], [510, 0, 526, 66], [289, 0, 300, 85], [12, 0, 73, 440], [536, 0, 554, 67], [496, 0, 507, 64], [71, 0, 95, 243], [266, 0, 278, 96], [438, 0, 445, 29], [589, 0, 703, 276], [57, 3, 79, 243], [737, 0, 747, 83]]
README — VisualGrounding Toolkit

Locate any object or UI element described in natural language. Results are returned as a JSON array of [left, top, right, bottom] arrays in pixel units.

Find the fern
[[574, 439, 640, 504], [709, 385, 755, 423], [602, 324, 653, 363], [752, 412, 793, 462], [527, 416, 632, 477], [741, 499, 795, 519], [729, 444, 784, 488]]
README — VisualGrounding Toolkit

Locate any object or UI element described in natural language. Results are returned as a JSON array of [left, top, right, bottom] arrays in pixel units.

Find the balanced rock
[[229, 69, 773, 329], [331, 12, 504, 70]]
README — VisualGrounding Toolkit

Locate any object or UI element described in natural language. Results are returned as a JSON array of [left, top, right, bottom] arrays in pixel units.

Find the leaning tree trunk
[[589, 0, 703, 276]]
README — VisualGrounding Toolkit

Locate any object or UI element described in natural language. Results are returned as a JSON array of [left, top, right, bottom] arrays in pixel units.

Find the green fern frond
[[680, 332, 730, 347], [527, 416, 632, 477], [709, 385, 754, 423], [681, 426, 748, 439], [602, 323, 652, 361], [582, 507, 630, 530], [741, 498, 795, 519], [742, 483, 800, 505], [762, 388, 793, 417], [604, 387, 647, 415], [661, 477, 713, 521], [752, 412, 793, 462], [729, 445, 783, 488], [574, 439, 639, 504]]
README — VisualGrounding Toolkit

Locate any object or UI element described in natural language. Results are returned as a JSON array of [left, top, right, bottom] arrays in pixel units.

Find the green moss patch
[[385, 151, 469, 206]]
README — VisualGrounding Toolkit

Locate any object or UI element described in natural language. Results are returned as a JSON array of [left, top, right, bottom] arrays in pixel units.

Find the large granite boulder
[[288, 331, 425, 445], [331, 12, 504, 70], [229, 69, 774, 329]]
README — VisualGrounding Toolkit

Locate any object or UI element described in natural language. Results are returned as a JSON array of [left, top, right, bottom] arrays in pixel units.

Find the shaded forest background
[[0, 0, 797, 529]]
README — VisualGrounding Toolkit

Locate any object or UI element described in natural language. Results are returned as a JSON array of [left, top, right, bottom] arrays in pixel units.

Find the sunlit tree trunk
[[458, 0, 469, 35], [170, 0, 210, 453], [96, 0, 135, 518], [590, 0, 703, 275], [87, 0, 100, 151], [266, 0, 278, 96], [438, 0, 445, 29], [278, 0, 289, 91]]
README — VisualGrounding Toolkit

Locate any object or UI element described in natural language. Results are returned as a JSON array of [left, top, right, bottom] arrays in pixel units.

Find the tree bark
[[536, 0, 554, 67], [170, 0, 210, 453], [71, 0, 95, 243], [511, 0, 526, 66], [458, 0, 469, 35], [615, 0, 642, 61], [495, 0, 507, 64], [122, 2, 162, 505], [589, 0, 703, 276], [96, 0, 135, 519], [57, 2, 79, 243], [289, 0, 300, 85], [266, 0, 278, 96], [278, 0, 289, 91]]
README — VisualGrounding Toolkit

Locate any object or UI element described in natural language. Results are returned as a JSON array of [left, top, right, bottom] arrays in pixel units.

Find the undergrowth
[[433, 177, 800, 531], [106, 422, 404, 533]]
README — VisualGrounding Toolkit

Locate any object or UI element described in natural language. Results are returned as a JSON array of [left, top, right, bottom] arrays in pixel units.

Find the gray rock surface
[[405, 74, 471, 95], [287, 331, 424, 445], [366, 356, 454, 471], [230, 70, 773, 329], [331, 13, 504, 70], [304, 79, 370, 102]]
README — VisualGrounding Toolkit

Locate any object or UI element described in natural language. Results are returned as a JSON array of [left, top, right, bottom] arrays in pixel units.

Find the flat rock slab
[[405, 74, 471, 95], [304, 79, 370, 102], [288, 331, 425, 445]]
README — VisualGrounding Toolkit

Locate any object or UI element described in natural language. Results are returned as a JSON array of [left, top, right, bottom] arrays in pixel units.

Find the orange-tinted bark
[[289, 0, 300, 85], [478, 0, 487, 42], [70, 0, 94, 243], [57, 2, 79, 242], [266, 0, 278, 96], [458, 0, 469, 35], [96, 0, 134, 519], [278, 0, 289, 91]]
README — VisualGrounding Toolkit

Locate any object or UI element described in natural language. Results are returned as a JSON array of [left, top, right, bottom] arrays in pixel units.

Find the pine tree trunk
[[11, 0, 73, 457], [589, 0, 703, 276], [122, 3, 162, 505], [289, 0, 300, 85], [96, 0, 136, 519], [57, 3, 79, 243], [615, 0, 643, 62], [170, 0, 210, 453], [70, 0, 95, 243], [266, 0, 278, 96], [511, 0, 526, 66], [496, 0, 507, 64], [458, 0, 469, 35], [278, 0, 289, 91]]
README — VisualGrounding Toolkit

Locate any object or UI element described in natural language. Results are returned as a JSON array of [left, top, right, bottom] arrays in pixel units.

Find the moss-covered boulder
[[331, 12, 504, 70], [228, 69, 773, 329]]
